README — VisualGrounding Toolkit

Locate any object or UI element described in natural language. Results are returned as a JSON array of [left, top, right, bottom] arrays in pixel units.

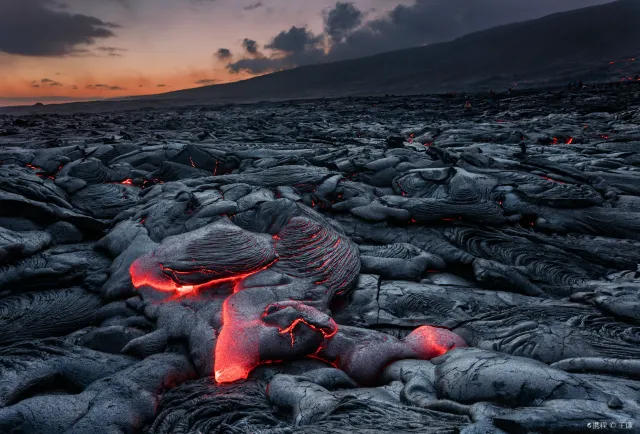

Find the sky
[[0, 0, 615, 106]]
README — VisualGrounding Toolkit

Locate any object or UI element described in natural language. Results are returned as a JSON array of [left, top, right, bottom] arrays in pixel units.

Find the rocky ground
[[1, 85, 640, 433]]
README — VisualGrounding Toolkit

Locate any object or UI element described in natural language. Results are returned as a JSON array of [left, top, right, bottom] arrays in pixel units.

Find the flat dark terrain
[[0, 84, 640, 433]]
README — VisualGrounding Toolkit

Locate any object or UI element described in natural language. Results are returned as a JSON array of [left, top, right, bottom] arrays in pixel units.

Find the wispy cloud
[[85, 83, 125, 90], [31, 78, 64, 88]]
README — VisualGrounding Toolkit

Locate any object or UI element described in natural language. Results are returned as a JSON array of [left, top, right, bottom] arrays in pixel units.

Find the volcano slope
[[1, 85, 640, 433]]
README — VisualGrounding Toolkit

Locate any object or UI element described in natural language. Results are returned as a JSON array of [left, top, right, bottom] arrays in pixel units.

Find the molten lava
[[214, 300, 262, 383], [277, 317, 338, 347], [129, 257, 278, 297], [215, 301, 340, 383], [403, 325, 467, 359], [129, 224, 464, 387]]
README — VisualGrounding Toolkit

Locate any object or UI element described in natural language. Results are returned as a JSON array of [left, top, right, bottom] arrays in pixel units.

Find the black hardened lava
[[1, 86, 640, 433]]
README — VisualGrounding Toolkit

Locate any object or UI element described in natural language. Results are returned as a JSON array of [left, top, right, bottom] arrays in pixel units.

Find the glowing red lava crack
[[129, 258, 278, 297]]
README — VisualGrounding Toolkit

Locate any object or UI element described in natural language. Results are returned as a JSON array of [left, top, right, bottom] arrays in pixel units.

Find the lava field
[[1, 86, 640, 433]]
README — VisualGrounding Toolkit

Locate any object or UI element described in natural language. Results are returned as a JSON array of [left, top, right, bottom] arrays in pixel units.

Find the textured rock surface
[[1, 87, 640, 433]]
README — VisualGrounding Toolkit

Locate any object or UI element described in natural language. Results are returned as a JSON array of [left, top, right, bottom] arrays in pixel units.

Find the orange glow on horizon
[[0, 68, 260, 105]]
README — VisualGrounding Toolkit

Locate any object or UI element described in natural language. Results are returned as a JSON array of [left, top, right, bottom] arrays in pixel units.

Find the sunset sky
[[0, 0, 614, 106]]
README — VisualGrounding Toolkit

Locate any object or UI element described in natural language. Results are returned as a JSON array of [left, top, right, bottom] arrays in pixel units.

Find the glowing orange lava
[[277, 317, 338, 347], [214, 301, 261, 383], [129, 257, 278, 297], [404, 325, 467, 359], [215, 301, 339, 383], [129, 228, 465, 386]]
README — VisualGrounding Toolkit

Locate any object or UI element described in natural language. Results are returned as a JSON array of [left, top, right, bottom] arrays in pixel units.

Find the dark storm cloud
[[264, 26, 322, 54], [0, 0, 119, 57], [227, 51, 324, 74], [216, 48, 232, 60], [227, 57, 272, 74], [229, 26, 323, 73], [242, 38, 259, 55], [227, 0, 613, 74], [324, 2, 362, 45], [243, 2, 262, 11]]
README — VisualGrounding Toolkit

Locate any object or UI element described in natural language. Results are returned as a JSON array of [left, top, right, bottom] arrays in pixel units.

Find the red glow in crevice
[[121, 178, 134, 185], [26, 164, 56, 180], [307, 353, 341, 370], [129, 257, 278, 298], [277, 317, 338, 347], [539, 175, 565, 184], [395, 181, 408, 196], [189, 157, 196, 168]]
